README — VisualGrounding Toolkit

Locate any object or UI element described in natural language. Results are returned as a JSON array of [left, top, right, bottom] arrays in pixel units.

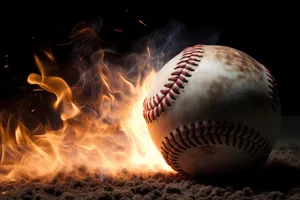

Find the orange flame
[[0, 24, 174, 181]]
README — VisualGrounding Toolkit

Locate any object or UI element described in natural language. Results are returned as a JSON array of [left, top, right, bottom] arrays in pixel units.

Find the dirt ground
[[0, 144, 300, 200]]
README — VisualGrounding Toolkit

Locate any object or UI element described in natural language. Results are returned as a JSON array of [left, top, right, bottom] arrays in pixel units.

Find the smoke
[[68, 17, 222, 71], [58, 17, 223, 111], [146, 20, 222, 70], [129, 19, 222, 72]]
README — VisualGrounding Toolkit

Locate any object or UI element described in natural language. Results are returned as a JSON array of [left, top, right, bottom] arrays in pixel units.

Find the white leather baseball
[[143, 44, 281, 176]]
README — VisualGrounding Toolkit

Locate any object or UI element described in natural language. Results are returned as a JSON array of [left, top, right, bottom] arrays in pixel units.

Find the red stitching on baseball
[[263, 67, 280, 111], [161, 120, 271, 175], [143, 44, 204, 123]]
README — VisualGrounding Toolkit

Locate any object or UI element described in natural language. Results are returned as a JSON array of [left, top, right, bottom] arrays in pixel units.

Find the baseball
[[143, 44, 281, 176]]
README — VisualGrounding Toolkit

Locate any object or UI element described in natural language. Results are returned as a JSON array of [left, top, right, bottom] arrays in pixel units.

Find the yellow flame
[[28, 55, 80, 121], [0, 30, 174, 181]]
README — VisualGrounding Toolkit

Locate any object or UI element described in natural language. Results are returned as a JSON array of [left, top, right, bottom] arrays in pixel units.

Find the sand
[[0, 144, 300, 200]]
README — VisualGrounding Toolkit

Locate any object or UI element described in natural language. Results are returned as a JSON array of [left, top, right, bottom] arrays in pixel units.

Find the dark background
[[0, 13, 298, 116]]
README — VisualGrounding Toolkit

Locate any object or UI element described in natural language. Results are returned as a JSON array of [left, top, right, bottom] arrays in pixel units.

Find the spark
[[113, 28, 123, 33], [79, 104, 87, 110], [2, 191, 6, 195], [147, 47, 151, 57], [43, 50, 55, 62], [104, 64, 110, 70], [31, 109, 35, 112], [147, 47, 151, 68], [139, 20, 147, 27], [4, 65, 9, 68], [5, 55, 9, 57], [33, 89, 43, 92]]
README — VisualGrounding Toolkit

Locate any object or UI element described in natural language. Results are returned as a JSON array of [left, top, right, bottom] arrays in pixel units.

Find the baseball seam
[[264, 67, 280, 111], [143, 44, 204, 123], [160, 120, 271, 174]]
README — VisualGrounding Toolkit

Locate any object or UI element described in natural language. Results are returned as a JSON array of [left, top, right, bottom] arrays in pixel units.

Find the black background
[[0, 13, 299, 116]]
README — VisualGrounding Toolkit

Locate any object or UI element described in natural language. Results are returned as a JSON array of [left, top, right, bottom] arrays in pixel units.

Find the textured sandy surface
[[0, 144, 300, 200]]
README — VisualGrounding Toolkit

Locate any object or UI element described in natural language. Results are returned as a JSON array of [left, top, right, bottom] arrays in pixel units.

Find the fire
[[0, 23, 174, 181]]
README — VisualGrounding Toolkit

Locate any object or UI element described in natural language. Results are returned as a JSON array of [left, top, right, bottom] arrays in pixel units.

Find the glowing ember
[[147, 47, 151, 57], [113, 28, 123, 33], [33, 89, 43, 92], [139, 20, 147, 27], [0, 23, 174, 181]]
